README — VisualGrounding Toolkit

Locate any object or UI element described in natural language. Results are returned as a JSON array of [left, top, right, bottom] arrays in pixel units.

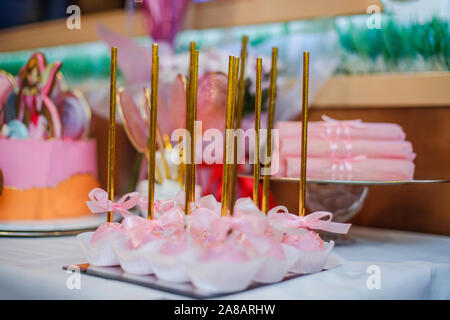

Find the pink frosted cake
[[0, 138, 99, 220]]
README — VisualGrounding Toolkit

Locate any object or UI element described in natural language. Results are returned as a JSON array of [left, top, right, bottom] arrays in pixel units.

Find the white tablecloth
[[0, 226, 449, 299]]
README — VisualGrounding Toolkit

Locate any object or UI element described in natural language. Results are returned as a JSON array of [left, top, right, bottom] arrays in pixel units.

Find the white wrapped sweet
[[283, 231, 335, 274], [77, 222, 125, 267], [143, 231, 191, 283], [184, 236, 264, 293]]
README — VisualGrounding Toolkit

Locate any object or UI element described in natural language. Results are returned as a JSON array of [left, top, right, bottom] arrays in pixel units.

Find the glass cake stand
[[241, 175, 450, 245], [0, 212, 122, 237]]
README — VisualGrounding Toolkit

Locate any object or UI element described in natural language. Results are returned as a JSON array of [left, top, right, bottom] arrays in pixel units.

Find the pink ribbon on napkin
[[330, 155, 366, 180], [268, 206, 351, 234], [86, 188, 140, 217]]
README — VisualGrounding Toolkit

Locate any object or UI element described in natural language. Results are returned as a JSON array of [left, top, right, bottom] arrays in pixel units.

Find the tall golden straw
[[107, 47, 117, 223], [228, 57, 240, 212], [190, 50, 199, 207], [185, 42, 198, 215], [229, 35, 248, 209], [299, 51, 309, 217], [253, 58, 263, 207], [184, 77, 191, 212], [148, 43, 159, 220], [221, 56, 236, 217], [261, 47, 278, 213]]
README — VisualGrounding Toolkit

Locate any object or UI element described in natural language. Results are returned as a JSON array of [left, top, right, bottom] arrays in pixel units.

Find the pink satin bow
[[268, 206, 351, 234], [122, 206, 186, 249], [86, 188, 140, 217]]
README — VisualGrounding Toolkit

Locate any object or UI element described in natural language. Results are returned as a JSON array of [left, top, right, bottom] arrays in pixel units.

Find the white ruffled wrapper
[[77, 231, 126, 267], [289, 240, 335, 274], [113, 239, 165, 275], [254, 243, 301, 283], [183, 249, 264, 293], [143, 249, 192, 283]]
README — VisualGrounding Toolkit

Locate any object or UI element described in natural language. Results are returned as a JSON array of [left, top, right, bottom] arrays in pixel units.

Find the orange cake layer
[[0, 174, 99, 220]]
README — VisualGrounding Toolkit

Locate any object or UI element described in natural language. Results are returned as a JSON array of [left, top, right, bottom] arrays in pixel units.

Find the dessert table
[[0, 225, 449, 300]]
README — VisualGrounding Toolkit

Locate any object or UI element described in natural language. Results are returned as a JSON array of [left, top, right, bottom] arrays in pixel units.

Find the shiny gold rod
[[229, 35, 248, 210], [228, 57, 240, 213], [107, 46, 117, 223], [184, 77, 190, 205], [235, 35, 248, 128], [148, 43, 159, 220], [190, 49, 199, 209], [221, 56, 236, 217], [299, 51, 309, 217], [261, 47, 278, 213], [185, 43, 198, 215], [253, 58, 262, 207]]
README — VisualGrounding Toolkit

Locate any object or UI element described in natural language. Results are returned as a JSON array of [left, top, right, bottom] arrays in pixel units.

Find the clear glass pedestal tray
[[261, 176, 450, 245]]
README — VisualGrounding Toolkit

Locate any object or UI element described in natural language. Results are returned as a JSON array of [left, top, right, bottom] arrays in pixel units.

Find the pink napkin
[[280, 138, 415, 160], [276, 117, 406, 141], [285, 157, 415, 180]]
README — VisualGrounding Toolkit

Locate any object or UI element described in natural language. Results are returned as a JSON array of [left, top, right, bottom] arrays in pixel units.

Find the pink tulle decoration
[[283, 230, 325, 252], [90, 222, 124, 244], [200, 236, 251, 262]]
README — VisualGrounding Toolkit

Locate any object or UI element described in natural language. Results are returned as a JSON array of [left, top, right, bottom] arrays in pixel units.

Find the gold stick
[[253, 58, 263, 207], [299, 51, 309, 217], [184, 77, 191, 211], [261, 47, 278, 213], [229, 36, 248, 210], [185, 43, 198, 215], [235, 35, 248, 129], [228, 57, 240, 212], [190, 50, 199, 208], [107, 47, 117, 223], [148, 43, 159, 220], [221, 56, 235, 217]]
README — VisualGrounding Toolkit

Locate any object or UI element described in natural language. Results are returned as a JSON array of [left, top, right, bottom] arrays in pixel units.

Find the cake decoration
[[0, 52, 98, 221]]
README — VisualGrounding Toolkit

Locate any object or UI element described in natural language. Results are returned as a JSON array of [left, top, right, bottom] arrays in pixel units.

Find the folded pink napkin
[[280, 138, 415, 160], [276, 117, 406, 141], [285, 157, 414, 180]]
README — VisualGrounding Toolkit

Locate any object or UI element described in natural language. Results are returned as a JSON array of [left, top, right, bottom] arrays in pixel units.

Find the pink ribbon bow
[[330, 155, 366, 180], [86, 188, 140, 217], [268, 206, 351, 234]]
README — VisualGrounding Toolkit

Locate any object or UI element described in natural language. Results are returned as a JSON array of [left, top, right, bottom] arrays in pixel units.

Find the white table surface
[[0, 226, 449, 300]]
